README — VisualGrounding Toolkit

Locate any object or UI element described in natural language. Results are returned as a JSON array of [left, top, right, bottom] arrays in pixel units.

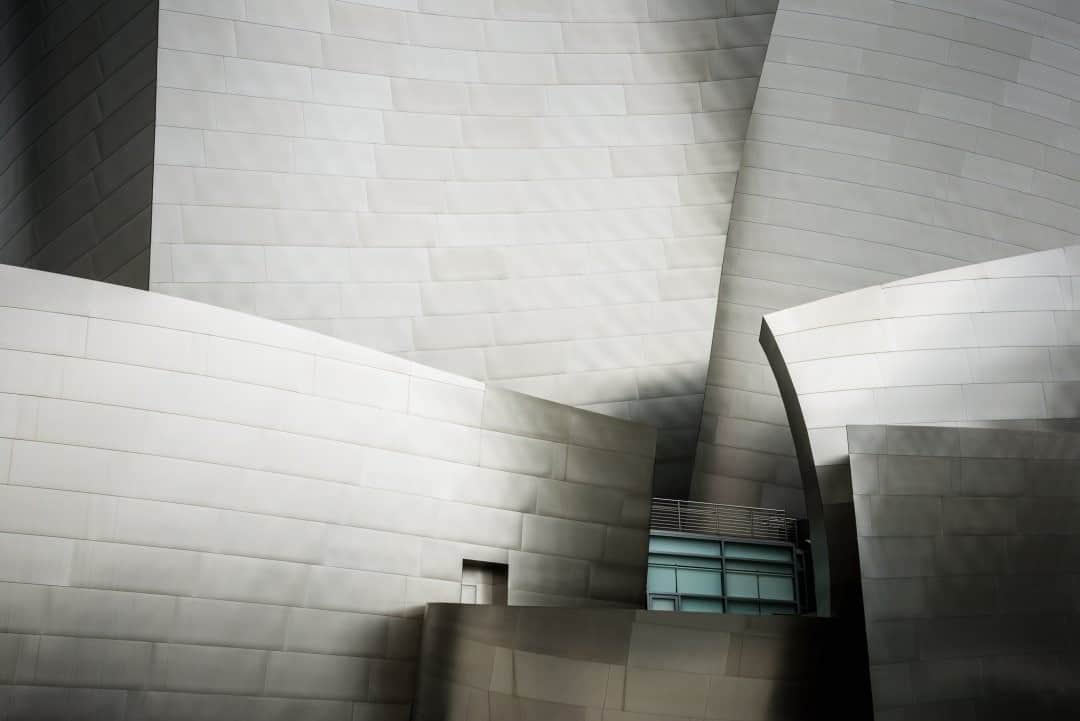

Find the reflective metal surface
[[762, 244, 1080, 615], [760, 245, 1080, 719], [145, 0, 778, 499], [0, 264, 656, 720], [414, 604, 869, 721], [850, 425, 1080, 719], [692, 0, 1080, 516]]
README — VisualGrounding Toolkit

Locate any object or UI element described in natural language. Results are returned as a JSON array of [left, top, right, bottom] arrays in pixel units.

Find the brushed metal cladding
[[762, 244, 1080, 614], [849, 424, 1080, 720], [0, 264, 656, 720], [694, 0, 1080, 515], [0, 0, 158, 288], [147, 0, 778, 498], [413, 603, 870, 721], [766, 245, 1080, 468]]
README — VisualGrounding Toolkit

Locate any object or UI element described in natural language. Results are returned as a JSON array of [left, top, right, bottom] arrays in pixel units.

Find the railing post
[[676, 501, 681, 533]]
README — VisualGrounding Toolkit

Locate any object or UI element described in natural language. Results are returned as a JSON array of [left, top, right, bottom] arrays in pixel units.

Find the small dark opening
[[460, 559, 508, 605]]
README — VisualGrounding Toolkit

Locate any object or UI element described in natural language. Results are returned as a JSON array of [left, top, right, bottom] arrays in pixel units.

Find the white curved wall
[[764, 245, 1079, 472], [147, 0, 776, 497], [0, 264, 655, 719], [694, 0, 1080, 514]]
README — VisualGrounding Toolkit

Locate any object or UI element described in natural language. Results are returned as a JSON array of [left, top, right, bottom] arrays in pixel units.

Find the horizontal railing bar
[[649, 497, 797, 543], [652, 498, 789, 514]]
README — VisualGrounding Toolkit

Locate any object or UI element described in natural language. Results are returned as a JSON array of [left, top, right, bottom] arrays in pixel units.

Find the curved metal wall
[[146, 0, 776, 498], [766, 245, 1079, 470], [850, 424, 1080, 719], [694, 0, 1080, 514], [0, 264, 655, 720], [413, 604, 867, 721], [761, 244, 1078, 615]]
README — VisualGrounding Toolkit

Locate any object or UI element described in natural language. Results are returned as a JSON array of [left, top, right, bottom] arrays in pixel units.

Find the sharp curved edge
[[760, 244, 1080, 716], [761, 243, 1079, 619], [765, 244, 1080, 471], [764, 245, 1075, 617], [758, 319, 832, 616]]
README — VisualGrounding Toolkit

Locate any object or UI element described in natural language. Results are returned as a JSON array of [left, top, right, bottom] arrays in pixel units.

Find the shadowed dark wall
[[0, 0, 157, 288], [850, 424, 1080, 720], [415, 604, 871, 720]]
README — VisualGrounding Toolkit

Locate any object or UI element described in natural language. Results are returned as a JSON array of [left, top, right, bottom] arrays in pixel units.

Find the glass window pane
[[727, 600, 760, 615], [760, 602, 796, 615], [649, 596, 676, 611], [649, 554, 725, 569], [647, 566, 676, 594], [680, 597, 725, 613], [759, 575, 795, 602], [725, 542, 792, 563], [650, 536, 724, 558], [677, 568, 723, 596], [725, 572, 758, 598], [725, 560, 793, 574]]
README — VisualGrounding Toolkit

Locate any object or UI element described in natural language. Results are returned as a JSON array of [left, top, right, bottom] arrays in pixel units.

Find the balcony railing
[[649, 498, 797, 544]]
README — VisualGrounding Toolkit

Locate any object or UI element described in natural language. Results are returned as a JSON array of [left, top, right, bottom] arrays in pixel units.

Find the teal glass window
[[725, 542, 792, 563], [645, 532, 804, 615], [676, 568, 723, 596], [724, 572, 758, 599], [647, 566, 676, 594], [759, 575, 795, 602], [680, 597, 725, 613], [650, 536, 724, 557], [649, 596, 676, 611], [727, 600, 760, 615]]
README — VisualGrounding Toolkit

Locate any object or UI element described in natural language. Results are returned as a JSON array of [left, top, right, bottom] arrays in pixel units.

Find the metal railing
[[649, 498, 797, 543]]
